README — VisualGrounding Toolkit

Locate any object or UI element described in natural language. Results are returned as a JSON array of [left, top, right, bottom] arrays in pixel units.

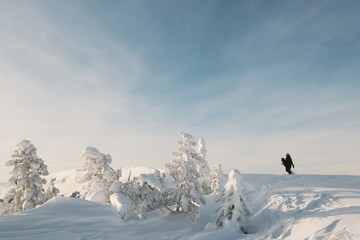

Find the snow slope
[[244, 174, 360, 239], [0, 169, 359, 240]]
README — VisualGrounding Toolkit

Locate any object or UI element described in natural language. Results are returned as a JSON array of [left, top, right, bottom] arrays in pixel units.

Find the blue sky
[[1, 0, 359, 181]]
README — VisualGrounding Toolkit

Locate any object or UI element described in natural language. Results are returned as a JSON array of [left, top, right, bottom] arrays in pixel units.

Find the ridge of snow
[[46, 169, 86, 197]]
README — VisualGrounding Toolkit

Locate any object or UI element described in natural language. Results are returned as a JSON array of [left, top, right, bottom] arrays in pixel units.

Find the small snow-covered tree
[[135, 170, 165, 215], [81, 147, 120, 203], [3, 140, 50, 215], [110, 170, 165, 220], [165, 132, 206, 220], [43, 178, 60, 202], [210, 164, 224, 194], [195, 138, 212, 195], [216, 169, 250, 233]]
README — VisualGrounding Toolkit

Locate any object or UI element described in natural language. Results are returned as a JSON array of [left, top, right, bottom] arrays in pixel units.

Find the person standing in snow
[[281, 153, 294, 174]]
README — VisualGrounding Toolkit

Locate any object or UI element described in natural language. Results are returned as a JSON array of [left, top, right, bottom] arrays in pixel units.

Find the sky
[[0, 0, 359, 182]]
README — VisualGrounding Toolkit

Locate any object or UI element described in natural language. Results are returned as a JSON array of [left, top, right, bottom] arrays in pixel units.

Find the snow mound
[[0, 197, 122, 240], [46, 170, 86, 197], [88, 190, 110, 203], [110, 193, 133, 219]]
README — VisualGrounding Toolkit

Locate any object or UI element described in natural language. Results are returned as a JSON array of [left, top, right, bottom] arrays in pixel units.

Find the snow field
[[243, 174, 360, 239], [1, 169, 360, 239]]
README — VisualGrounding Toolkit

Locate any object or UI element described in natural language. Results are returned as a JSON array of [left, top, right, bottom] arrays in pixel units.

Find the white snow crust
[[1, 168, 360, 240]]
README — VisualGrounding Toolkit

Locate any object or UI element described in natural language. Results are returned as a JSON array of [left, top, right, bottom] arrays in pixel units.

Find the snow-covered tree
[[3, 140, 50, 215], [216, 169, 250, 233], [210, 164, 224, 194], [81, 147, 120, 203], [135, 170, 165, 215], [110, 170, 165, 220], [195, 138, 212, 195], [43, 178, 60, 202], [165, 132, 206, 220]]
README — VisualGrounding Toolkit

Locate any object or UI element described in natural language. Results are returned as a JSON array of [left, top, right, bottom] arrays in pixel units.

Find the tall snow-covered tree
[[3, 140, 50, 215], [210, 164, 225, 194], [81, 147, 120, 203], [195, 138, 212, 195], [216, 169, 250, 233], [165, 132, 206, 220]]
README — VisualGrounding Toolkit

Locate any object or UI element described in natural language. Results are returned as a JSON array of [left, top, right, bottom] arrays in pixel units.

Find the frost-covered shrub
[[3, 140, 51, 215], [70, 191, 81, 198], [81, 147, 120, 203], [165, 132, 206, 220], [216, 169, 250, 233], [110, 170, 165, 220]]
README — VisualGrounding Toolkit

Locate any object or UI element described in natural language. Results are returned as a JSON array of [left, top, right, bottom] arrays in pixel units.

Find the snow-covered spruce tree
[[195, 138, 212, 195], [216, 169, 250, 234], [165, 132, 206, 220], [110, 170, 164, 220], [3, 140, 50, 215], [210, 164, 225, 194], [81, 147, 120, 203]]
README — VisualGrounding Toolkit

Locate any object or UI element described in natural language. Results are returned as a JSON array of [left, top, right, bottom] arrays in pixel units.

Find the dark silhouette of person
[[281, 153, 294, 174]]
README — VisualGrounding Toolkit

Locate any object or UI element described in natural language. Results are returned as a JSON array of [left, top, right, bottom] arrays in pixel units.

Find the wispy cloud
[[0, 1, 146, 178], [1, 1, 359, 181]]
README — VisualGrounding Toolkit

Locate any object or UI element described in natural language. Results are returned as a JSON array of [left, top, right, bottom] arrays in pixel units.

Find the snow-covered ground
[[1, 168, 359, 240]]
